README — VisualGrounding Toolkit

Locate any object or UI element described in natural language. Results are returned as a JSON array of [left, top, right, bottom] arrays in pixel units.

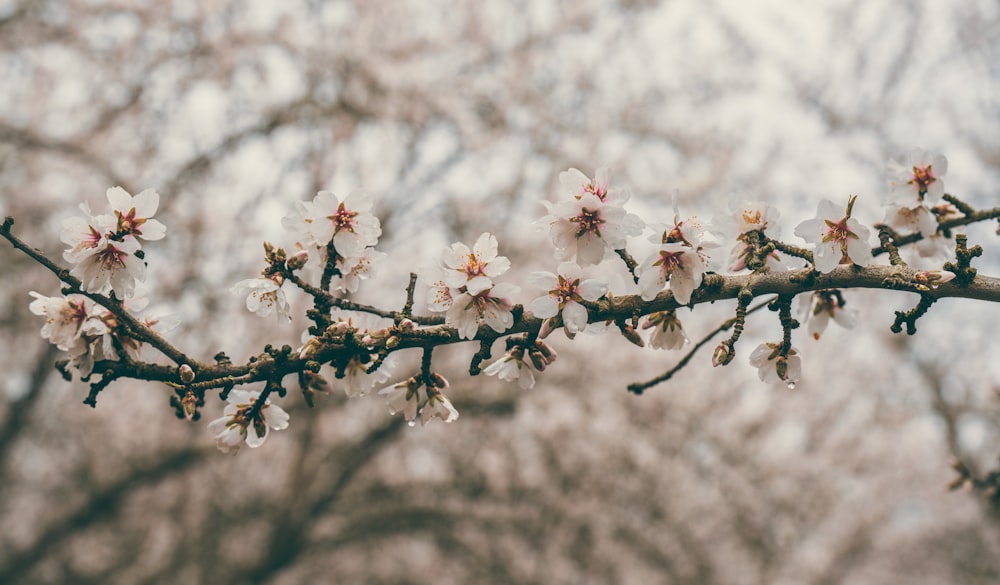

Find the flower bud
[[286, 249, 309, 270], [397, 318, 415, 332], [775, 355, 788, 381], [180, 390, 198, 421], [429, 372, 449, 389], [386, 335, 400, 349], [712, 342, 733, 367], [914, 270, 956, 287], [621, 325, 645, 348], [178, 364, 195, 383]]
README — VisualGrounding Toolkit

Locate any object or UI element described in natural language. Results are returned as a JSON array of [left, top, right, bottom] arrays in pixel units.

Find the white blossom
[[748, 342, 802, 386], [207, 389, 290, 454], [886, 148, 947, 206], [537, 167, 643, 266], [233, 276, 291, 321], [793, 196, 873, 274], [528, 262, 607, 336]]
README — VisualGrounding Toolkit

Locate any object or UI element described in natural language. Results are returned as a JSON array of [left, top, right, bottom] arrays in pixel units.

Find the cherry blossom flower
[[207, 389, 290, 454], [798, 290, 856, 340], [441, 232, 511, 292], [421, 266, 454, 312], [558, 167, 629, 205], [884, 204, 938, 237], [748, 342, 802, 386], [641, 310, 689, 350], [484, 350, 536, 389], [28, 292, 98, 351], [712, 199, 786, 272], [106, 186, 166, 242], [62, 206, 146, 298], [636, 242, 707, 304], [61, 205, 115, 263], [379, 373, 457, 426], [793, 196, 873, 274], [336, 247, 387, 293], [538, 167, 643, 266], [637, 198, 717, 304], [233, 276, 290, 321], [283, 189, 381, 257], [426, 233, 519, 339], [447, 282, 519, 340], [886, 148, 948, 205], [379, 378, 422, 424], [528, 262, 608, 336], [421, 385, 460, 425]]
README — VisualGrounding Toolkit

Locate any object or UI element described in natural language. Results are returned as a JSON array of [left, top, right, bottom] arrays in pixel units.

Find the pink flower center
[[655, 250, 683, 274], [909, 165, 937, 194], [822, 218, 857, 255], [463, 254, 487, 277], [328, 202, 358, 232], [550, 275, 581, 305], [570, 207, 605, 237], [116, 208, 147, 237], [97, 244, 130, 269]]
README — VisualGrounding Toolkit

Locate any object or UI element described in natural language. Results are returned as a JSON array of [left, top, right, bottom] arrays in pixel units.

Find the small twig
[[627, 297, 774, 394]]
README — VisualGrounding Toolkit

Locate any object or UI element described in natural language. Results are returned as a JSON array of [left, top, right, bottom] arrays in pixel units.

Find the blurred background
[[1, 0, 1000, 583]]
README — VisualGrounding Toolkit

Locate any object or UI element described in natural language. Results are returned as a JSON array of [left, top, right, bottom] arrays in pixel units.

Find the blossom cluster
[[29, 188, 174, 376], [23, 147, 963, 454]]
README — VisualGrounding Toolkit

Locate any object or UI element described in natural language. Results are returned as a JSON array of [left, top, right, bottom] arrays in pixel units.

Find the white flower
[[538, 167, 643, 266], [641, 310, 689, 350], [379, 374, 458, 426], [310, 189, 382, 257], [793, 196, 873, 273], [282, 189, 381, 258], [61, 206, 146, 298], [233, 276, 290, 321], [28, 292, 95, 350], [712, 199, 785, 272], [206, 389, 290, 454], [637, 197, 717, 304], [884, 204, 938, 238], [914, 232, 954, 264], [421, 266, 454, 312], [484, 350, 536, 389], [61, 205, 115, 263], [106, 186, 166, 241], [559, 167, 629, 205], [798, 290, 856, 340], [441, 232, 511, 293], [886, 148, 947, 205], [528, 262, 607, 336], [337, 247, 387, 293], [421, 386, 460, 425], [636, 242, 707, 304], [748, 342, 802, 386], [379, 378, 422, 424], [446, 282, 519, 340]]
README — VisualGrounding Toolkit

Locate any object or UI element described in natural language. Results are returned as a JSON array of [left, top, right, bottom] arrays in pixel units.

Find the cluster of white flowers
[[637, 197, 718, 305], [61, 187, 165, 298], [379, 372, 458, 427], [25, 148, 961, 454], [537, 168, 644, 266], [29, 188, 175, 376], [424, 232, 519, 340], [207, 390, 290, 455]]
